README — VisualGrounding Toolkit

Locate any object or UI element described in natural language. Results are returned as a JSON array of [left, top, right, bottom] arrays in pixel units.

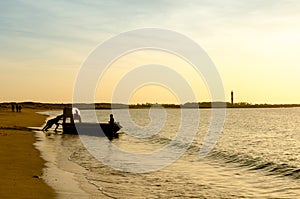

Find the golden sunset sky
[[1, 1, 300, 104]]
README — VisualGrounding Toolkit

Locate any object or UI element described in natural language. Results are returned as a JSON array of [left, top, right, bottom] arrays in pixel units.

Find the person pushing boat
[[42, 114, 63, 132]]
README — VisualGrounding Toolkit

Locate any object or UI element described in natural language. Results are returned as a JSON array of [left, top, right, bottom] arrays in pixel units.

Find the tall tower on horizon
[[231, 91, 234, 105]]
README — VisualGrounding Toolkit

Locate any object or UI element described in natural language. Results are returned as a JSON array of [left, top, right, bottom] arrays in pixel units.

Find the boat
[[62, 108, 122, 140]]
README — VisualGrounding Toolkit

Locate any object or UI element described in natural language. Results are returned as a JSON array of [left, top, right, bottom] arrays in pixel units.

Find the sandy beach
[[0, 108, 56, 198]]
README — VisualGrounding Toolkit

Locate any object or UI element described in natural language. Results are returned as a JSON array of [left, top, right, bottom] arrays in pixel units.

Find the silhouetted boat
[[62, 108, 122, 140]]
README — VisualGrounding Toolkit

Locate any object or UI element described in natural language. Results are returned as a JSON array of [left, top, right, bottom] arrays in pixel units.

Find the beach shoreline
[[36, 110, 103, 199], [0, 108, 100, 198], [0, 108, 56, 198]]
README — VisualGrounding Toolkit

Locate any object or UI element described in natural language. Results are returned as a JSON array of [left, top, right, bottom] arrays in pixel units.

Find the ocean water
[[39, 108, 300, 198]]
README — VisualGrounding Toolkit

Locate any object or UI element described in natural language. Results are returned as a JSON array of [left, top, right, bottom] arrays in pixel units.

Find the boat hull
[[63, 123, 121, 140]]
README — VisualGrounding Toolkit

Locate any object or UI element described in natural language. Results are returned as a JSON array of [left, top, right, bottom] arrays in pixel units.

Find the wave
[[140, 133, 300, 180], [207, 150, 300, 179], [74, 128, 300, 181]]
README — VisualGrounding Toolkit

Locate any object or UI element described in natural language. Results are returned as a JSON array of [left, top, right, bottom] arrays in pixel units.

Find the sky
[[1, 0, 300, 104]]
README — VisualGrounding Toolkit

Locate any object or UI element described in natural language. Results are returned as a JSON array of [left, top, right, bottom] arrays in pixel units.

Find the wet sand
[[0, 108, 56, 198]]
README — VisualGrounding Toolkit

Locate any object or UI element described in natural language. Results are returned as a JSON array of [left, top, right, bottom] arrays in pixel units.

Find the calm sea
[[38, 108, 300, 198]]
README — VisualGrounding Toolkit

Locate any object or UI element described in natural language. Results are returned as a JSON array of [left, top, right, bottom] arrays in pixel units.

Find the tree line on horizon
[[1, 101, 300, 110]]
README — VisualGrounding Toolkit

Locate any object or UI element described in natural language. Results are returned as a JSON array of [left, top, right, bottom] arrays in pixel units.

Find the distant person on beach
[[42, 115, 63, 132], [16, 103, 19, 112], [18, 105, 22, 112], [11, 103, 15, 112]]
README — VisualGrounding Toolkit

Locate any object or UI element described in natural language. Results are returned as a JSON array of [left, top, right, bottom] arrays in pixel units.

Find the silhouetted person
[[109, 114, 114, 125], [73, 109, 81, 123], [18, 105, 22, 112], [11, 103, 15, 112], [42, 115, 63, 132], [107, 114, 116, 140], [16, 103, 19, 112]]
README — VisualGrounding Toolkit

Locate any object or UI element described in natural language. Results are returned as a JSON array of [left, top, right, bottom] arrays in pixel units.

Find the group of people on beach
[[11, 103, 22, 112]]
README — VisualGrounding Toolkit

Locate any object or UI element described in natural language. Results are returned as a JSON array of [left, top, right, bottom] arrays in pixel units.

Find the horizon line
[[1, 101, 300, 106]]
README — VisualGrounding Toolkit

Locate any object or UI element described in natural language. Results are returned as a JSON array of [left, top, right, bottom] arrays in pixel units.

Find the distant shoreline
[[1, 101, 300, 110]]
